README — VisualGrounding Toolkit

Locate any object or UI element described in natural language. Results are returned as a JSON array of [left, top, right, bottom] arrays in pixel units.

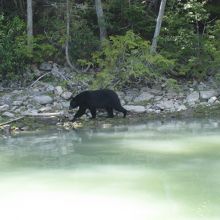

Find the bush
[[159, 0, 220, 80], [32, 35, 58, 63], [0, 15, 59, 81], [0, 15, 30, 80], [92, 31, 174, 89]]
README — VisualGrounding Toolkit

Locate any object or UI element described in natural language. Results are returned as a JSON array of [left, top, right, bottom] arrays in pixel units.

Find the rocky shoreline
[[1, 63, 220, 134]]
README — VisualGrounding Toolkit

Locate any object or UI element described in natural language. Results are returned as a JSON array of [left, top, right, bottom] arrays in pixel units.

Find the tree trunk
[[95, 0, 107, 41], [150, 0, 167, 54], [27, 0, 33, 52], [65, 0, 79, 73]]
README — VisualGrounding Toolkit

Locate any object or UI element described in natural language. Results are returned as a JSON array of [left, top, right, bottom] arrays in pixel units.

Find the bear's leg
[[114, 106, 127, 118], [74, 107, 86, 119], [89, 108, 97, 119], [106, 107, 114, 118]]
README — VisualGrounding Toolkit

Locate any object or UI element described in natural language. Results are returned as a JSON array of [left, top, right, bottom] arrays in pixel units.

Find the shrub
[[159, 0, 220, 80], [0, 15, 30, 80], [92, 31, 174, 88]]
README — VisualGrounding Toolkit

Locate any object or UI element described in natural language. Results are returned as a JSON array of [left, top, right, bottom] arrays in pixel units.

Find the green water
[[0, 119, 220, 220]]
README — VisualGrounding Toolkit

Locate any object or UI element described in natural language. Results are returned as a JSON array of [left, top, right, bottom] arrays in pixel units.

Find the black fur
[[69, 89, 127, 120]]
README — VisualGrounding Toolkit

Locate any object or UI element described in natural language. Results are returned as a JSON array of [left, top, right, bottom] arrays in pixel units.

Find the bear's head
[[69, 97, 78, 110]]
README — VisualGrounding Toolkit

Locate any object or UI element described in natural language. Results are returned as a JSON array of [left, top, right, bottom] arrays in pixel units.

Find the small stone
[[2, 112, 15, 118], [39, 106, 52, 112], [208, 96, 217, 104], [0, 104, 10, 112], [39, 62, 52, 71], [176, 104, 187, 112], [45, 84, 55, 92], [54, 86, 63, 96], [61, 101, 70, 108], [61, 91, 72, 100]]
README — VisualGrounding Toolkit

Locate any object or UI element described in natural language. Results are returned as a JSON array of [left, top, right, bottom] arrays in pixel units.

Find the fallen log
[[22, 112, 65, 117]]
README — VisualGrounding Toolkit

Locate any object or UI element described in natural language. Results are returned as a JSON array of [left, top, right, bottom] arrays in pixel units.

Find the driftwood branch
[[0, 116, 25, 127], [29, 72, 51, 88], [22, 112, 65, 117]]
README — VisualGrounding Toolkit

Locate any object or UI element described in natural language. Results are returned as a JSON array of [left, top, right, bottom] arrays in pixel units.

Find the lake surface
[[0, 118, 220, 220]]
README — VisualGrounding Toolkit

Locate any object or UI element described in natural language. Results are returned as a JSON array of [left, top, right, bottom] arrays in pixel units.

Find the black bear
[[69, 89, 127, 120]]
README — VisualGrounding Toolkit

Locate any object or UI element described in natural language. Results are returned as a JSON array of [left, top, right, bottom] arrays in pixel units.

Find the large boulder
[[123, 105, 146, 113], [208, 96, 217, 104], [33, 95, 53, 105], [186, 91, 200, 105], [133, 92, 154, 104], [2, 112, 15, 118], [200, 90, 218, 100], [155, 99, 176, 112]]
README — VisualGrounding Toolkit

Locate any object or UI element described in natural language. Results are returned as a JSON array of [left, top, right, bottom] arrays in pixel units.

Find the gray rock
[[133, 92, 154, 104], [39, 106, 53, 112], [2, 112, 15, 118], [0, 104, 10, 112], [12, 101, 23, 106], [61, 101, 70, 108], [186, 91, 200, 104], [197, 82, 207, 90], [154, 96, 163, 101], [14, 107, 26, 113], [156, 99, 176, 112], [124, 89, 139, 103], [39, 62, 52, 71], [200, 90, 218, 100], [61, 91, 72, 100], [208, 96, 217, 104], [124, 94, 133, 103], [176, 104, 187, 112], [123, 105, 146, 113], [45, 84, 55, 92], [22, 109, 38, 115], [53, 102, 63, 110], [54, 86, 63, 96], [33, 95, 53, 105]]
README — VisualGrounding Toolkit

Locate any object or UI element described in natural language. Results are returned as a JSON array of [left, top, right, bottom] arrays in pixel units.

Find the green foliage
[[0, 15, 58, 81], [69, 20, 100, 66], [159, 0, 219, 80], [37, 16, 66, 62], [166, 78, 181, 92], [92, 31, 174, 88], [105, 0, 155, 39], [32, 35, 58, 63], [0, 15, 30, 80]]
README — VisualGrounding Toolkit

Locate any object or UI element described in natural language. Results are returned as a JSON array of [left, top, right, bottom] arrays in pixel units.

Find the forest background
[[0, 0, 220, 89]]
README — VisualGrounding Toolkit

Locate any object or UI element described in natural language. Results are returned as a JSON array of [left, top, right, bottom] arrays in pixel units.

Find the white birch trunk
[[151, 0, 167, 54], [95, 0, 107, 41], [27, 0, 33, 52], [65, 0, 79, 73]]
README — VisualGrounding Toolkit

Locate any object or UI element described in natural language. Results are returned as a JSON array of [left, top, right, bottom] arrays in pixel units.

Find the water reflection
[[0, 118, 220, 220]]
